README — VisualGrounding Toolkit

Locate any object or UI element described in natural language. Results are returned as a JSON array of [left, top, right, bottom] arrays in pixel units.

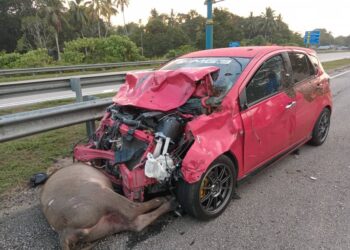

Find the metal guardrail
[[0, 60, 167, 77], [0, 72, 126, 97], [0, 98, 113, 142]]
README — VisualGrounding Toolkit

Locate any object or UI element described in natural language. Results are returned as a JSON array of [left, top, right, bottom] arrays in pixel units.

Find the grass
[[0, 124, 85, 194], [1, 58, 350, 195], [322, 58, 350, 71], [0, 94, 115, 195]]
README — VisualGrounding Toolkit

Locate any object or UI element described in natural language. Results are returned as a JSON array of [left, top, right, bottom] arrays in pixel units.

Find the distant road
[[1, 52, 350, 109], [317, 51, 350, 62]]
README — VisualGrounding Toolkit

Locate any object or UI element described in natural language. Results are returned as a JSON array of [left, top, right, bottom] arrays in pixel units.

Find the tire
[[309, 108, 331, 146], [176, 155, 236, 220]]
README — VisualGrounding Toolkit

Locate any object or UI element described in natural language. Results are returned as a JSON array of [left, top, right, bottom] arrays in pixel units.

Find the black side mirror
[[239, 89, 248, 111], [314, 66, 319, 75]]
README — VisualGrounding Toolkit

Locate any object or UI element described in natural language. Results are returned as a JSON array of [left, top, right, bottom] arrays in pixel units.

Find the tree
[[116, 0, 129, 35], [261, 7, 277, 42], [318, 29, 334, 45], [68, 0, 89, 38], [40, 0, 66, 60], [245, 12, 258, 39], [213, 8, 244, 48], [0, 0, 35, 52], [87, 0, 118, 37], [18, 15, 54, 51]]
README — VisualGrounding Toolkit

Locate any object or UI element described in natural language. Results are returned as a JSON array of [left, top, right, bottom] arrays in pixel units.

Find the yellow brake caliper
[[200, 177, 209, 199]]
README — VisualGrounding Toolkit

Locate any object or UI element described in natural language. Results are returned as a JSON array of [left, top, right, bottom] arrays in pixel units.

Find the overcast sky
[[111, 0, 350, 37]]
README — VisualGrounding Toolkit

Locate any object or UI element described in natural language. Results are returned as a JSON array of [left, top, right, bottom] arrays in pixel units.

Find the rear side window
[[288, 53, 314, 83], [246, 55, 286, 105]]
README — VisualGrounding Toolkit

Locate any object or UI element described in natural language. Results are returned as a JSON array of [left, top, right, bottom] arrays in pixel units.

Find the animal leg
[[83, 214, 128, 243], [133, 197, 169, 215], [131, 198, 177, 232], [59, 228, 89, 250]]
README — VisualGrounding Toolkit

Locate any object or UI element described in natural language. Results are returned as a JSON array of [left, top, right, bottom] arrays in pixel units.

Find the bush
[[0, 49, 53, 69], [13, 49, 53, 68], [0, 52, 21, 68], [61, 51, 84, 65], [165, 45, 197, 59], [63, 35, 142, 64]]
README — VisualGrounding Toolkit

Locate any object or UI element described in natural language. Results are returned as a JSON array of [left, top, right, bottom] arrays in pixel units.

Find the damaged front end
[[73, 64, 241, 201]]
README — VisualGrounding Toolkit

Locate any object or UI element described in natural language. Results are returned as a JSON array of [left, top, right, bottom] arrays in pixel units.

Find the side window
[[246, 55, 285, 104], [288, 53, 314, 83]]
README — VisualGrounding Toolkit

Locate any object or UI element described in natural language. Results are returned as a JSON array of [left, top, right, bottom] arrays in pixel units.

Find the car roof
[[181, 46, 316, 59]]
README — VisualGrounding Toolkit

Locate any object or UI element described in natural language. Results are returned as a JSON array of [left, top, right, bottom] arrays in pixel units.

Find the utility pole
[[139, 19, 144, 57], [205, 0, 224, 49]]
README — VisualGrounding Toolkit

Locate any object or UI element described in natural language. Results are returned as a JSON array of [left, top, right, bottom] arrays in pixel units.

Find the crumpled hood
[[113, 66, 220, 111]]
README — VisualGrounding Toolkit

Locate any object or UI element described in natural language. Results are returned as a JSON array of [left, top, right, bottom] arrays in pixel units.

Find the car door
[[239, 53, 296, 173], [287, 52, 319, 144]]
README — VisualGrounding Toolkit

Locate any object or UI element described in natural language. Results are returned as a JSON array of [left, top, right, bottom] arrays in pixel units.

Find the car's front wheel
[[309, 108, 331, 146], [176, 155, 236, 220]]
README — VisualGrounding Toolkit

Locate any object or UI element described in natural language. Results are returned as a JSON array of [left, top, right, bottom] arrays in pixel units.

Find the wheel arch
[[223, 151, 239, 180]]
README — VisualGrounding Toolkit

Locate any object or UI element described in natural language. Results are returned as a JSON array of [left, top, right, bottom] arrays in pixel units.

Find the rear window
[[288, 53, 314, 83], [161, 57, 251, 96]]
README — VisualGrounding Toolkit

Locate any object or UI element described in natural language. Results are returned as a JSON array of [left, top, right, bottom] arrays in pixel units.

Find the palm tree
[[69, 0, 88, 38], [87, 0, 118, 37], [246, 12, 257, 39], [40, 0, 66, 60], [116, 0, 129, 35], [100, 0, 118, 36], [261, 7, 277, 42], [86, 0, 102, 37]]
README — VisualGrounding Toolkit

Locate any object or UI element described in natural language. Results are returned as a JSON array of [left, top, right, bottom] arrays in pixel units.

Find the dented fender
[[181, 109, 242, 184]]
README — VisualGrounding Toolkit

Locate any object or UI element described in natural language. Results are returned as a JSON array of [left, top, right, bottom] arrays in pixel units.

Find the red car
[[74, 46, 332, 220]]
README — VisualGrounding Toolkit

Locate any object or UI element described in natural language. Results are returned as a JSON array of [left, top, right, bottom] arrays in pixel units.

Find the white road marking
[[330, 70, 350, 79], [102, 89, 114, 93]]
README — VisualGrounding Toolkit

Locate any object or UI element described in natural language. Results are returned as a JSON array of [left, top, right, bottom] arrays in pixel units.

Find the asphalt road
[[317, 51, 350, 62], [1, 52, 350, 109], [0, 69, 349, 249]]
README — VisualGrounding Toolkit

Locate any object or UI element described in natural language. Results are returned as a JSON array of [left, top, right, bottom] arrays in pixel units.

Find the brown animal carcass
[[40, 163, 175, 250]]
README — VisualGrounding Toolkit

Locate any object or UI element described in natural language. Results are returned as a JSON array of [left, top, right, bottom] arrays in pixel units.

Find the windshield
[[161, 57, 251, 96]]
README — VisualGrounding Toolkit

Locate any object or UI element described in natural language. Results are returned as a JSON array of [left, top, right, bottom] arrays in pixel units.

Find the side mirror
[[239, 89, 248, 111], [314, 66, 319, 75]]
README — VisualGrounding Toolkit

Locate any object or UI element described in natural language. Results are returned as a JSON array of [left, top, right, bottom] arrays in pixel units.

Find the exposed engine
[[73, 66, 222, 201], [74, 101, 202, 201]]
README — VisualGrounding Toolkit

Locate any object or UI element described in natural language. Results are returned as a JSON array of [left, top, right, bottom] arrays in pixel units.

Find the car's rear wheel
[[309, 108, 331, 146], [176, 155, 236, 220]]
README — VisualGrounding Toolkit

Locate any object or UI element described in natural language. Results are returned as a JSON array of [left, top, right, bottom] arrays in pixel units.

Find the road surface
[[1, 52, 350, 109], [0, 69, 349, 249], [317, 51, 350, 62]]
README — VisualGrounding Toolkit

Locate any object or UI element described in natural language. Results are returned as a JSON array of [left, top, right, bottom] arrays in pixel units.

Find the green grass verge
[[0, 94, 115, 195], [322, 58, 350, 71], [0, 124, 85, 194]]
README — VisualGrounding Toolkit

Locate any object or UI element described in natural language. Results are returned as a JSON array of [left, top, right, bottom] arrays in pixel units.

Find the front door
[[240, 54, 296, 174], [287, 52, 320, 144]]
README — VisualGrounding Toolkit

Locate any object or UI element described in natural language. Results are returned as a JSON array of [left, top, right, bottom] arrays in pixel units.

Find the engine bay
[[74, 100, 206, 201]]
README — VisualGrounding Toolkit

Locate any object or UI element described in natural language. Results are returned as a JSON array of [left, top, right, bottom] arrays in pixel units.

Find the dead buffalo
[[40, 163, 175, 250]]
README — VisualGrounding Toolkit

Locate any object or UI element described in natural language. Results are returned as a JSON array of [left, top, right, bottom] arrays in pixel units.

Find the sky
[[111, 0, 350, 37]]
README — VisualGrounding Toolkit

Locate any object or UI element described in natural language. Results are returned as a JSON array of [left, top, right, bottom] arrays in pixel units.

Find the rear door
[[240, 53, 296, 173], [287, 52, 319, 144]]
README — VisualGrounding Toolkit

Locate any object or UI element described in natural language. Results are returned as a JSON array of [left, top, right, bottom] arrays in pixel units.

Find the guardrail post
[[70, 77, 83, 102], [70, 77, 95, 138], [83, 96, 97, 137]]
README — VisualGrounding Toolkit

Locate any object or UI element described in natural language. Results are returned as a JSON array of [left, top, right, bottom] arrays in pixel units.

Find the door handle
[[285, 101, 296, 109]]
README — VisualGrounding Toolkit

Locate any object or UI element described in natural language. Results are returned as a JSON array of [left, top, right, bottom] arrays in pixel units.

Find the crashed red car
[[74, 46, 332, 220]]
